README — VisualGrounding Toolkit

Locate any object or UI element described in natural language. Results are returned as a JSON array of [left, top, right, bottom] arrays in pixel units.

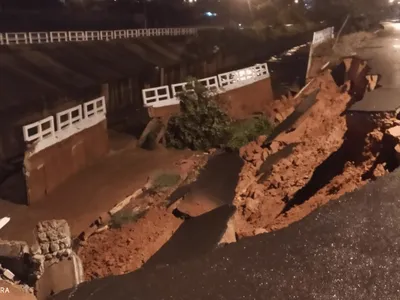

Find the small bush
[[166, 82, 232, 150], [110, 209, 147, 229], [165, 81, 273, 151], [226, 116, 273, 150]]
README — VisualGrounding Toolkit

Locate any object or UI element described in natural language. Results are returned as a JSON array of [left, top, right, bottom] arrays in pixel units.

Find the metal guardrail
[[0, 28, 198, 45], [143, 62, 270, 108]]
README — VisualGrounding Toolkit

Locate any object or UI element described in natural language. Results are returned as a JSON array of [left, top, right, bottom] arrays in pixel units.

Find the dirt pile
[[233, 69, 397, 238], [264, 92, 301, 125], [78, 207, 182, 280]]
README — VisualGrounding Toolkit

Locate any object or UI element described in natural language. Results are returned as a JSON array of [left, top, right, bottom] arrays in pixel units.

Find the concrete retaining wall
[[218, 78, 274, 119], [148, 77, 274, 120], [24, 121, 109, 205]]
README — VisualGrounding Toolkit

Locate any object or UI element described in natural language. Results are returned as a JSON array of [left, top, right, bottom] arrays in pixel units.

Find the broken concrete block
[[219, 218, 237, 245], [37, 220, 71, 241], [47, 229, 59, 242], [30, 244, 42, 256], [32, 254, 45, 265], [2, 268, 15, 281], [387, 126, 400, 138], [366, 74, 379, 91], [36, 232, 47, 243], [50, 242, 60, 253], [40, 243, 50, 254]]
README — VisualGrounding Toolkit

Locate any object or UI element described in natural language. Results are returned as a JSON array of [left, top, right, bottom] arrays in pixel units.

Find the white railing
[[29, 32, 50, 44], [199, 76, 219, 91], [143, 62, 270, 108], [171, 76, 219, 96], [85, 31, 99, 41], [5, 32, 28, 44], [50, 31, 68, 42], [84, 97, 106, 118], [22, 96, 106, 155], [23, 116, 56, 143], [0, 27, 198, 45], [56, 105, 83, 131], [142, 85, 178, 108], [171, 82, 193, 96], [68, 31, 86, 42]]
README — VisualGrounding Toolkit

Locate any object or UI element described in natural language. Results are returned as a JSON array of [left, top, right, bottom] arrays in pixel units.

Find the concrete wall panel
[[25, 121, 109, 205], [147, 78, 274, 121], [218, 78, 274, 120]]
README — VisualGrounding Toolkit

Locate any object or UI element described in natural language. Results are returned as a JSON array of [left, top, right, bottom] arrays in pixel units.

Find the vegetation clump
[[166, 81, 273, 151]]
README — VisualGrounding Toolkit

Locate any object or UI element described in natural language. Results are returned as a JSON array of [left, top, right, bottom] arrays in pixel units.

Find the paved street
[[350, 23, 400, 112]]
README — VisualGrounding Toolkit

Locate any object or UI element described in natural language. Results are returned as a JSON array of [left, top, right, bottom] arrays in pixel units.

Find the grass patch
[[226, 115, 273, 150], [152, 173, 181, 190], [110, 209, 148, 229]]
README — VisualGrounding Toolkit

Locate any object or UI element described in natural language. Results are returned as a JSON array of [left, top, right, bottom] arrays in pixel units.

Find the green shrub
[[226, 115, 273, 150], [166, 82, 232, 151], [165, 81, 273, 151]]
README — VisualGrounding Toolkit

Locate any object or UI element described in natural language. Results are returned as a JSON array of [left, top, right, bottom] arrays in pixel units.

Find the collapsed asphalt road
[[53, 166, 400, 300], [53, 25, 400, 299]]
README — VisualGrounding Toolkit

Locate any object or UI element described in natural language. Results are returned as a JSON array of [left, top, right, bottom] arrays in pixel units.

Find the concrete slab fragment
[[387, 125, 400, 138], [144, 204, 236, 269]]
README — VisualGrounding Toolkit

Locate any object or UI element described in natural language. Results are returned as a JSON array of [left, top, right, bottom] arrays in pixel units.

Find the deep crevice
[[280, 113, 399, 216]]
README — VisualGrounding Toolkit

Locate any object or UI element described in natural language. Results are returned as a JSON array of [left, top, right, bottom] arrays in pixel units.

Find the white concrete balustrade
[[143, 62, 270, 108], [0, 28, 197, 45], [22, 97, 106, 155]]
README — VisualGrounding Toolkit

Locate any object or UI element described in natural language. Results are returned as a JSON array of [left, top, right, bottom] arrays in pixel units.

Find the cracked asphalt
[[54, 166, 400, 300], [349, 23, 400, 112]]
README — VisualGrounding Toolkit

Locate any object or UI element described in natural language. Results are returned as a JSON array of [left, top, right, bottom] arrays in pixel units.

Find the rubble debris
[[0, 240, 30, 281], [387, 125, 400, 138], [2, 268, 15, 281], [233, 65, 397, 238]]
